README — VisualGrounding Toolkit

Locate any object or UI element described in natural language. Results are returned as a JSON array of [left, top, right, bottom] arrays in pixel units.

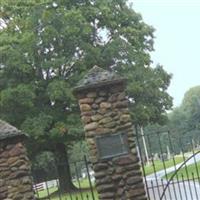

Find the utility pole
[[140, 126, 150, 165]]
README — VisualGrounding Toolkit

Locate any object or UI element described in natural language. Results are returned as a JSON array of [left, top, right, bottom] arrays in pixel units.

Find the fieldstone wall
[[76, 82, 147, 200], [0, 120, 35, 200]]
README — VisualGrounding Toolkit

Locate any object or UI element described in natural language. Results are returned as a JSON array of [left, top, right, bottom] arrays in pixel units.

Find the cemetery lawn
[[37, 185, 98, 200], [51, 190, 99, 200], [144, 156, 184, 175], [36, 187, 58, 198], [165, 161, 200, 180], [73, 178, 94, 188]]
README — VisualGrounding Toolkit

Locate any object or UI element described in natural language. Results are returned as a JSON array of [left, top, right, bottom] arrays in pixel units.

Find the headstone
[[74, 66, 147, 200]]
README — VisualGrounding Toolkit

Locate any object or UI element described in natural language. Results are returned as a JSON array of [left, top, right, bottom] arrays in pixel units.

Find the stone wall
[[0, 138, 35, 200], [77, 83, 147, 200]]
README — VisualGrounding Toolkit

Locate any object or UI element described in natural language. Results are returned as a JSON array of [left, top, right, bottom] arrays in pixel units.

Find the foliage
[[128, 64, 172, 126], [31, 151, 58, 182], [169, 86, 200, 146], [68, 141, 90, 177], [0, 0, 172, 187], [69, 141, 89, 163], [181, 86, 200, 130], [1, 0, 172, 130], [32, 151, 55, 170], [145, 85, 200, 154]]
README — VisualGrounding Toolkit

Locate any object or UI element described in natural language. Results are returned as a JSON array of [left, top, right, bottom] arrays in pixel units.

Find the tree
[[127, 64, 172, 126], [161, 86, 200, 153], [181, 86, 200, 129], [0, 0, 172, 192], [168, 86, 200, 135]]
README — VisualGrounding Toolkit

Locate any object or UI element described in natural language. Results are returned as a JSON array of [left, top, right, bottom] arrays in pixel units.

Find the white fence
[[33, 179, 58, 191]]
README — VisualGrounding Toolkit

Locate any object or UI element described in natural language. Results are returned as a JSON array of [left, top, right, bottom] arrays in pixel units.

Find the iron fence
[[32, 156, 97, 200], [135, 128, 200, 200], [32, 129, 200, 200]]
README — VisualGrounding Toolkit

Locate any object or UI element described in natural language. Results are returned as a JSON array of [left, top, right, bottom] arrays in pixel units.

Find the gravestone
[[73, 66, 147, 200], [0, 120, 35, 200]]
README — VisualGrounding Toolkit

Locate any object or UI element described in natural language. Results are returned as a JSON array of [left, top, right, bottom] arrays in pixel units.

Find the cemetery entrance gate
[[136, 128, 200, 200]]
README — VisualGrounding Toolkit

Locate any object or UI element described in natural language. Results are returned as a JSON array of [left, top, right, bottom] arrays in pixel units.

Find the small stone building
[[0, 120, 35, 200]]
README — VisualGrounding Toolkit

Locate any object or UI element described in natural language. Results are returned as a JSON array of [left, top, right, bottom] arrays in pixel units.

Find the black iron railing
[[32, 157, 97, 200], [32, 128, 200, 200], [160, 150, 200, 200], [135, 128, 200, 200]]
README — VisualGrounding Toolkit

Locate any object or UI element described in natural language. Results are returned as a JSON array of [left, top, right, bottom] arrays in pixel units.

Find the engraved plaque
[[96, 133, 129, 159]]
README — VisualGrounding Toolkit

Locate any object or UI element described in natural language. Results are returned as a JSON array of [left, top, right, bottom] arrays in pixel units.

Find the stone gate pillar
[[73, 66, 147, 200], [0, 120, 35, 200]]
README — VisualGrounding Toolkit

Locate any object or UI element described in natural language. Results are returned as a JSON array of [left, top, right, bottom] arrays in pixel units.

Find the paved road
[[146, 180, 200, 200], [145, 152, 200, 200]]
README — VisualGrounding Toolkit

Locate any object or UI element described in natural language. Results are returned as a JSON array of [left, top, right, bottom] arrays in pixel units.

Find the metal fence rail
[[32, 128, 200, 200], [135, 128, 200, 200], [32, 156, 97, 200]]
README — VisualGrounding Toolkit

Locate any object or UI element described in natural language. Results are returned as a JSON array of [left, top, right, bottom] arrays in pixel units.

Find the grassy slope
[[143, 157, 184, 175], [166, 161, 200, 180]]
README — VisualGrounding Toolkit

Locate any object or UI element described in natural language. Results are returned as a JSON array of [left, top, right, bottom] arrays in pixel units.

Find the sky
[[130, 0, 200, 107]]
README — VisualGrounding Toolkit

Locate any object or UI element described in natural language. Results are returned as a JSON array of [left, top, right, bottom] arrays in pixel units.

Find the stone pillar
[[73, 66, 147, 200], [0, 120, 35, 200]]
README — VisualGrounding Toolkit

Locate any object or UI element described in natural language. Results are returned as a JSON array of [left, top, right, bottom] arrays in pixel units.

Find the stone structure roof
[[0, 120, 25, 141], [74, 66, 126, 92]]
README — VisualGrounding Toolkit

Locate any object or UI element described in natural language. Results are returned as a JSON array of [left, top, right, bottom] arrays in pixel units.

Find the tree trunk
[[55, 143, 77, 192]]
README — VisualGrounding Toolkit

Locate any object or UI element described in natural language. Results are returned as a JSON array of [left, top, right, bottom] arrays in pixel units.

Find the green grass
[[73, 178, 94, 188], [35, 187, 58, 198], [36, 185, 98, 200], [143, 156, 184, 175], [166, 161, 200, 180], [51, 190, 99, 200]]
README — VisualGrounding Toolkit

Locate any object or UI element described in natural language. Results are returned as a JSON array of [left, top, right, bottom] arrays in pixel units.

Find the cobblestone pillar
[[0, 120, 35, 200], [74, 66, 147, 200]]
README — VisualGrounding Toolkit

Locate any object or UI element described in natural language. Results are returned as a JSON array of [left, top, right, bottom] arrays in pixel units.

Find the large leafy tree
[[162, 86, 200, 152], [181, 86, 200, 129], [168, 86, 200, 133], [0, 0, 172, 192]]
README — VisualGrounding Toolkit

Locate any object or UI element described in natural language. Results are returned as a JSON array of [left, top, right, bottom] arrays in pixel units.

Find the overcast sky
[[131, 0, 200, 107]]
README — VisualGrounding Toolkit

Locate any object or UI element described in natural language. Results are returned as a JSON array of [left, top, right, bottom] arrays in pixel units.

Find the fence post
[[73, 66, 147, 200]]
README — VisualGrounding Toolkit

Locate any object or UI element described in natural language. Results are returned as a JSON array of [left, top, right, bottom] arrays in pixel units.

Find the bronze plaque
[[96, 133, 129, 159]]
